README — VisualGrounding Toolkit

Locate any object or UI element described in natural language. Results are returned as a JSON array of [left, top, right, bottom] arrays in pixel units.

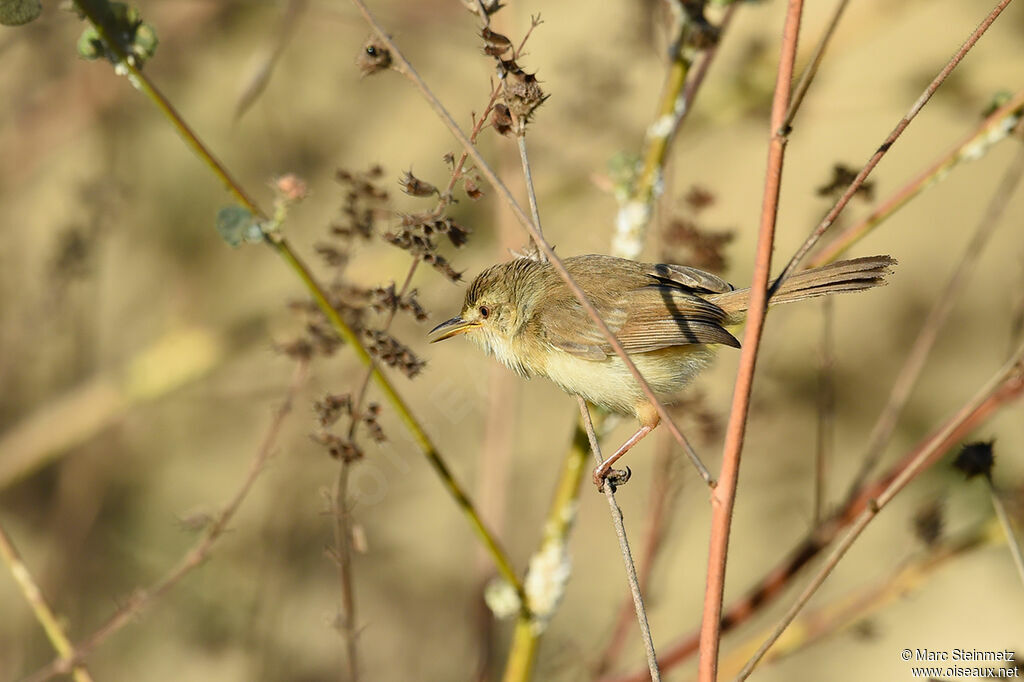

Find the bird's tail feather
[[711, 255, 896, 321]]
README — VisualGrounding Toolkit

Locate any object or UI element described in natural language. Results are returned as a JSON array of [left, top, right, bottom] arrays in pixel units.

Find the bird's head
[[428, 260, 544, 375]]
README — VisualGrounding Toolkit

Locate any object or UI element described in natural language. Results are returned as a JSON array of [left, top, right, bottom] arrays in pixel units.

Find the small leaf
[[0, 0, 41, 26], [216, 205, 256, 247]]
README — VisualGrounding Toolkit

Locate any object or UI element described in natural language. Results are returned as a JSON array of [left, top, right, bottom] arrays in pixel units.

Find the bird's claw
[[593, 465, 631, 491]]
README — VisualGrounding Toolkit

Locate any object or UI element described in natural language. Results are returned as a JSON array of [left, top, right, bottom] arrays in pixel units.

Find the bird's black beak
[[428, 316, 479, 342]]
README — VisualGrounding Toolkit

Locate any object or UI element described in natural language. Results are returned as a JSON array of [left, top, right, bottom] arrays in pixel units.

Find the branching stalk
[[698, 3, 803, 680], [70, 0, 525, 609]]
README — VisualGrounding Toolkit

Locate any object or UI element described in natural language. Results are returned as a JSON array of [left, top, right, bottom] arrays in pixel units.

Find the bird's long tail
[[710, 255, 896, 322]]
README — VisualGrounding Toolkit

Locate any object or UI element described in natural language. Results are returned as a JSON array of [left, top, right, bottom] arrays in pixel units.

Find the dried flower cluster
[[816, 163, 876, 201], [365, 330, 426, 378], [382, 168, 471, 283], [278, 166, 430, 379], [660, 187, 734, 273], [953, 440, 996, 480], [913, 500, 945, 547], [474, 17, 548, 135], [311, 393, 387, 462], [371, 284, 428, 321]]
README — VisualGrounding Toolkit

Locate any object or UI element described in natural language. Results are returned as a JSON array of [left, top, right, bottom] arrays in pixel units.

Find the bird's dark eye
[[479, 305, 490, 319]]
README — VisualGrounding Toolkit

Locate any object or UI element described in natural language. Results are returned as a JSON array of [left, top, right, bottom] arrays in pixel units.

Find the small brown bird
[[430, 254, 895, 483]]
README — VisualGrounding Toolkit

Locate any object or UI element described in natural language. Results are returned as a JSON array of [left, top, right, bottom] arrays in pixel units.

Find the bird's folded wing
[[648, 263, 735, 293], [538, 284, 739, 360]]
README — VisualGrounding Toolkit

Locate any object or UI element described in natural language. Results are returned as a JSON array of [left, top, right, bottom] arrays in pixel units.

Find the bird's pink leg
[[592, 424, 655, 487]]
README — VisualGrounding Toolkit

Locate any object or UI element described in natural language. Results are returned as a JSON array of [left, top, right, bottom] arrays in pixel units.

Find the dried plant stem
[[351, 0, 713, 486], [332, 459, 360, 681], [331, 261, 421, 681], [737, 344, 1024, 680], [698, 3, 803, 680], [613, 2, 738, 260], [26, 361, 310, 682], [603, 357, 1024, 682], [516, 135, 545, 259], [779, 0, 850, 134], [0, 523, 94, 682], [501, 413, 599, 682], [812, 88, 1024, 267], [332, 88, 505, 672], [843, 136, 1024, 502], [988, 480, 1024, 587], [678, 3, 738, 123], [595, 429, 679, 676], [578, 397, 661, 682], [719, 527, 990, 677], [72, 0, 525, 607], [772, 0, 1014, 291]]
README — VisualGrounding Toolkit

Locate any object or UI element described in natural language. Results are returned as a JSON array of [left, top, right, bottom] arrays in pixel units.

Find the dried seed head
[[662, 217, 734, 274], [357, 35, 392, 76], [481, 27, 512, 56], [365, 330, 426, 378], [913, 500, 945, 548], [684, 185, 715, 212], [491, 103, 514, 136], [312, 432, 363, 462], [464, 0, 505, 19], [463, 175, 483, 200], [953, 440, 995, 480], [498, 61, 547, 130], [314, 393, 352, 427], [399, 170, 438, 198], [816, 163, 874, 201]]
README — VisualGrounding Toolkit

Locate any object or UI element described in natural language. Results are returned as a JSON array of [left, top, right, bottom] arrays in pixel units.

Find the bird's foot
[[593, 465, 631, 491]]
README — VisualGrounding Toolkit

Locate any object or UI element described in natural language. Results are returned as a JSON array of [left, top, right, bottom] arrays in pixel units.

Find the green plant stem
[[0, 522, 94, 682], [71, 0, 526, 610], [501, 416, 602, 682], [350, 0, 714, 488]]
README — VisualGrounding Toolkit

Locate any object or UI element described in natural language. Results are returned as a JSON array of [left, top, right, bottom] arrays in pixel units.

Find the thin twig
[[698, 3, 803, 680], [987, 480, 1024, 588], [602, 355, 1024, 682], [811, 88, 1024, 267], [770, 0, 1014, 294], [736, 344, 1024, 680], [594, 428, 680, 676], [578, 397, 661, 682], [71, 0, 526, 606], [333, 459, 360, 681], [0, 523, 94, 682], [26, 360, 311, 682], [778, 0, 850, 134], [516, 135, 545, 260], [842, 135, 1024, 503], [718, 526, 990, 677], [350, 0, 714, 485], [677, 2, 739, 126]]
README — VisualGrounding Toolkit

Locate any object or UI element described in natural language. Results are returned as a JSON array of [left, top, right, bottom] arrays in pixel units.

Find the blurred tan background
[[1, 0, 1023, 680]]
